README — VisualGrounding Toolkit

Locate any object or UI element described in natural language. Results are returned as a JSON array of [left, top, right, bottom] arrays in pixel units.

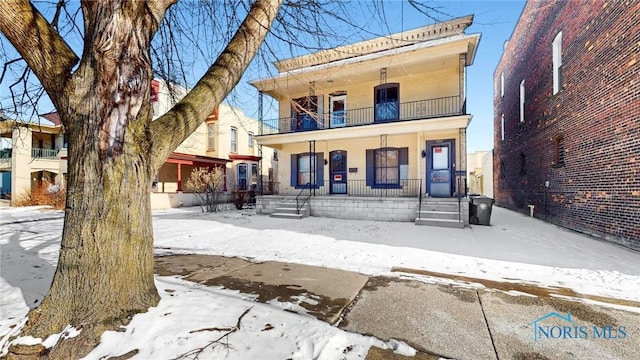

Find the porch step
[[270, 212, 305, 220], [270, 202, 310, 219], [416, 210, 460, 221], [415, 198, 465, 228], [415, 218, 464, 229]]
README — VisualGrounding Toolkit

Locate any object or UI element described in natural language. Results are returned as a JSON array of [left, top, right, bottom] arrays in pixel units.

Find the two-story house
[[0, 112, 67, 200], [150, 79, 278, 209], [494, 1, 640, 249], [251, 16, 480, 226]]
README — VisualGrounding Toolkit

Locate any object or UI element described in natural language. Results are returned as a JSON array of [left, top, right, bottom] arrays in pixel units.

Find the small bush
[[14, 182, 66, 209]]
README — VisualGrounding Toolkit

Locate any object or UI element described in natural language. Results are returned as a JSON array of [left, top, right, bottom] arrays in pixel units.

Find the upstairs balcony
[[260, 96, 465, 136]]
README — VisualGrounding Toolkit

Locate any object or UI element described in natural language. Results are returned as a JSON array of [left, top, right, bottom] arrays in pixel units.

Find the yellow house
[[0, 114, 67, 201], [151, 79, 278, 208], [251, 16, 479, 226]]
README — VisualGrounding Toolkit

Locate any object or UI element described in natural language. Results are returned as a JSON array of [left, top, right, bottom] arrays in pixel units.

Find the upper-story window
[[248, 132, 254, 148], [207, 123, 215, 150], [291, 96, 321, 132], [230, 127, 237, 153], [552, 31, 563, 95], [501, 114, 505, 141], [519, 80, 525, 123], [500, 72, 505, 98], [374, 83, 399, 122]]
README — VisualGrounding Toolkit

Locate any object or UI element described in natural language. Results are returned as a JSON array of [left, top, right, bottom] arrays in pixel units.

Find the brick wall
[[494, 1, 640, 250]]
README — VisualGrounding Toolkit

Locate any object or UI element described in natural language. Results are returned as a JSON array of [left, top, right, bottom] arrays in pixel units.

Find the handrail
[[295, 186, 312, 215], [457, 176, 462, 222], [418, 181, 423, 219]]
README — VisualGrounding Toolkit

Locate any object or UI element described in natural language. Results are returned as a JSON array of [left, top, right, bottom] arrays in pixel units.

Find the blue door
[[330, 150, 347, 194], [427, 141, 454, 197]]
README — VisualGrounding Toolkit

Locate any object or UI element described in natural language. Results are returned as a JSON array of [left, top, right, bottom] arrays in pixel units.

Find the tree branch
[[149, 0, 283, 172], [0, 0, 79, 110]]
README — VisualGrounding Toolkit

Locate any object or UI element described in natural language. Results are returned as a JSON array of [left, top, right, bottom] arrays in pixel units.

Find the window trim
[[207, 123, 216, 150], [374, 83, 400, 123], [230, 127, 237, 153], [248, 132, 254, 148], [552, 31, 563, 95], [519, 79, 525, 123], [366, 147, 408, 189], [291, 152, 324, 189], [553, 135, 565, 167]]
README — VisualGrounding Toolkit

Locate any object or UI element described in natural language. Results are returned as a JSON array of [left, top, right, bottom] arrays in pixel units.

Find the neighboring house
[[467, 150, 488, 195], [0, 113, 67, 201], [493, 2, 640, 249], [251, 16, 480, 225], [150, 79, 278, 209], [0, 79, 277, 209], [481, 150, 493, 198]]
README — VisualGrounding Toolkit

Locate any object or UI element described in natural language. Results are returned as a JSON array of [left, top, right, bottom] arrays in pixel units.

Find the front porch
[[256, 194, 469, 226]]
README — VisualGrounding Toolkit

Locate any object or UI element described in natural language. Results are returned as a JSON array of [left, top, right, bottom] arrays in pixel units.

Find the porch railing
[[271, 179, 422, 198], [32, 148, 59, 159], [261, 96, 465, 135]]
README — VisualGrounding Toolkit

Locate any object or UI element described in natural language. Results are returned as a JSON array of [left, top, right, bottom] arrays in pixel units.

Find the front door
[[330, 150, 347, 194], [330, 95, 347, 128], [427, 140, 454, 197]]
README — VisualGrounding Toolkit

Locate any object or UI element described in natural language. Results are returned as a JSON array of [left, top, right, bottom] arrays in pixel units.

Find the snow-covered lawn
[[2, 205, 639, 359]]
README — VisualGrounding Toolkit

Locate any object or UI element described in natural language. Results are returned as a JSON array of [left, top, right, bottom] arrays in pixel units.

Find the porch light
[[421, 150, 427, 158]]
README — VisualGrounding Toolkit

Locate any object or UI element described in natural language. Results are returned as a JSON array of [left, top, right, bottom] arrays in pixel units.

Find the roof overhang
[[166, 152, 231, 166]]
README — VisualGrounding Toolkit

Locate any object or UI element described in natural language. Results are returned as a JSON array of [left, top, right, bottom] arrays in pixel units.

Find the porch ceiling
[[255, 115, 471, 146]]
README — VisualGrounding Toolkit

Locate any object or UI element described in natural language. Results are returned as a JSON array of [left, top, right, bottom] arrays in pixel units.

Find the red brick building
[[493, 1, 640, 250]]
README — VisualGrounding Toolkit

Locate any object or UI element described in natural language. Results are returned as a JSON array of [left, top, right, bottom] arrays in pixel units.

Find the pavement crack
[[476, 289, 500, 360]]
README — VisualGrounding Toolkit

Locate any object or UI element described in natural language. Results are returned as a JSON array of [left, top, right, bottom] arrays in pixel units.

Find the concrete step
[[415, 218, 464, 229], [270, 213, 305, 219], [417, 210, 461, 220], [420, 204, 460, 212], [272, 207, 300, 215]]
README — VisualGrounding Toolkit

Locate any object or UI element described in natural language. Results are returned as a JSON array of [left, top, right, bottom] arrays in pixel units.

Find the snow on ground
[[1, 205, 640, 358]]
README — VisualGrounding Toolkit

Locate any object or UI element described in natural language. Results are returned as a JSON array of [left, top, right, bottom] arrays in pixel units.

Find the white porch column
[[11, 126, 32, 203]]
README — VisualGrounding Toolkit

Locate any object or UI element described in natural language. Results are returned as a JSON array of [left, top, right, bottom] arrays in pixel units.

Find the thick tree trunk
[[13, 2, 161, 357]]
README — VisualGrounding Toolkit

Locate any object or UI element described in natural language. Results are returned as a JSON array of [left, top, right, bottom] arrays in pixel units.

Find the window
[[366, 147, 408, 188], [237, 163, 248, 190], [251, 164, 258, 186], [374, 83, 399, 122], [290, 152, 324, 188], [501, 114, 505, 141], [248, 132, 254, 148], [500, 72, 504, 98], [554, 136, 565, 167], [207, 123, 215, 150], [552, 31, 563, 95], [519, 79, 525, 123], [291, 96, 321, 131], [230, 127, 237, 153], [273, 150, 278, 161]]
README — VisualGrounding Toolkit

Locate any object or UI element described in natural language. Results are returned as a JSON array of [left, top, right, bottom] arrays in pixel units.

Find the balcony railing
[[32, 148, 59, 159], [261, 96, 465, 135]]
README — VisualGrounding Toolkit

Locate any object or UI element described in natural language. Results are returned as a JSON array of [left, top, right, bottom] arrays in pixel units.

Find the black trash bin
[[470, 196, 495, 225], [469, 196, 479, 225]]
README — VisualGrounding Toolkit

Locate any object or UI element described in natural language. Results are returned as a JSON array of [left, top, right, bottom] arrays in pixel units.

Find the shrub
[[14, 181, 66, 210]]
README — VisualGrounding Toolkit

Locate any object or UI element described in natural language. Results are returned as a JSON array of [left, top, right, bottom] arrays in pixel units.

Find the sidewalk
[[155, 254, 640, 360]]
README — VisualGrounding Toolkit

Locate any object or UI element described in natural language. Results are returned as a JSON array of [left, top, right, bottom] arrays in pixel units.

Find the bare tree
[[0, 0, 280, 357], [0, 0, 443, 357]]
